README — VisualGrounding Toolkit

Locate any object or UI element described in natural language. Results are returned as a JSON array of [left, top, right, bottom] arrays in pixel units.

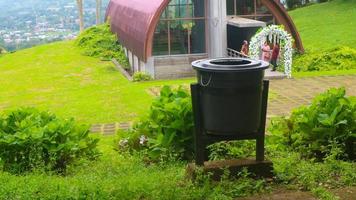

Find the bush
[[117, 86, 194, 161], [268, 88, 356, 160], [0, 107, 100, 174], [293, 46, 356, 72], [75, 23, 130, 69], [133, 72, 152, 82], [208, 141, 255, 161], [0, 47, 6, 55]]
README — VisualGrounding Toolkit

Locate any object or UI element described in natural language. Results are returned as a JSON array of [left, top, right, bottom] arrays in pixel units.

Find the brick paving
[[92, 75, 356, 135], [268, 75, 356, 117], [90, 122, 131, 135]]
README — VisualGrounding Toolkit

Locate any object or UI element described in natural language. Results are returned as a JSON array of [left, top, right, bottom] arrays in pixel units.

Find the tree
[[0, 46, 7, 54], [76, 0, 84, 32], [96, 0, 102, 25]]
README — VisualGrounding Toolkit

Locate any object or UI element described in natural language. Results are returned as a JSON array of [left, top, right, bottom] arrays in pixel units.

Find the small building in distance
[[106, 0, 303, 79]]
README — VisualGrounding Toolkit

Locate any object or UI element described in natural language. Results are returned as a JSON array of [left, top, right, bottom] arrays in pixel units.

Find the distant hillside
[[0, 0, 109, 51], [289, 0, 356, 51]]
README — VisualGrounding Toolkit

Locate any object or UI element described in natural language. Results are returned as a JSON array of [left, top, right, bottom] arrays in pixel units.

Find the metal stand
[[191, 80, 270, 166]]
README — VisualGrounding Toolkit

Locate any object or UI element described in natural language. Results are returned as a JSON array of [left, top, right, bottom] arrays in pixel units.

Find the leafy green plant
[[268, 87, 356, 160], [208, 141, 255, 161], [293, 46, 356, 72], [75, 23, 130, 69], [270, 148, 356, 193], [0, 107, 100, 174], [133, 72, 152, 82], [117, 86, 194, 161]]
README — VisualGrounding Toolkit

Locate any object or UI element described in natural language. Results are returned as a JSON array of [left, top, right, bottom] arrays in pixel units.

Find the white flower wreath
[[249, 25, 294, 78]]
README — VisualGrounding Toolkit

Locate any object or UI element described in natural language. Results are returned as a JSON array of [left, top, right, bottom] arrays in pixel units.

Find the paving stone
[[268, 75, 356, 116]]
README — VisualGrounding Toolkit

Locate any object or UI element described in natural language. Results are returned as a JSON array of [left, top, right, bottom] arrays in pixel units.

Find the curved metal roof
[[106, 0, 169, 62], [106, 0, 304, 62]]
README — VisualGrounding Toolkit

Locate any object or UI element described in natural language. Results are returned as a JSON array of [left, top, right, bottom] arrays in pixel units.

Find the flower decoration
[[249, 25, 294, 78]]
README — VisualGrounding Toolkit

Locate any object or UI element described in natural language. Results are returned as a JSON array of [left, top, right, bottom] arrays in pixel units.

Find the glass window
[[226, 0, 274, 25], [153, 0, 206, 55], [236, 0, 255, 15], [256, 16, 275, 25], [191, 19, 206, 53], [192, 0, 205, 17], [226, 0, 235, 15], [256, 0, 270, 15], [170, 20, 189, 54], [153, 21, 169, 55]]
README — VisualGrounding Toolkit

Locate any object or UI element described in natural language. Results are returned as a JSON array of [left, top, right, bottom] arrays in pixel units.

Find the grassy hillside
[[0, 41, 190, 124], [289, 0, 356, 51]]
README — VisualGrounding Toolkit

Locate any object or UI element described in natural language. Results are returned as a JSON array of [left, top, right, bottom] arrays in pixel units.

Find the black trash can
[[192, 58, 269, 136]]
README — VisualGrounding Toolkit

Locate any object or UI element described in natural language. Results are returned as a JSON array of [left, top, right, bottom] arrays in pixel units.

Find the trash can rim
[[192, 58, 269, 72]]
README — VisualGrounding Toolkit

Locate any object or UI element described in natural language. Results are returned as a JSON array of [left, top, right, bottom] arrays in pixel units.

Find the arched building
[[106, 0, 303, 79]]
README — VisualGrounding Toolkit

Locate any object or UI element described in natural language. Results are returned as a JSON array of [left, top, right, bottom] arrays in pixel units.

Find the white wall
[[207, 0, 227, 58]]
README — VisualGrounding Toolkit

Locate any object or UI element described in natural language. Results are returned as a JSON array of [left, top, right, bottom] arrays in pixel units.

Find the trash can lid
[[192, 58, 269, 72]]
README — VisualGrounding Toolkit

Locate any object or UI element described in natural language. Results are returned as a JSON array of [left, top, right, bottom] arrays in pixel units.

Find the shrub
[[0, 107, 100, 174], [117, 86, 194, 161], [133, 72, 152, 82], [208, 141, 255, 161], [268, 88, 356, 160], [0, 47, 6, 55], [75, 23, 130, 69], [293, 46, 356, 72]]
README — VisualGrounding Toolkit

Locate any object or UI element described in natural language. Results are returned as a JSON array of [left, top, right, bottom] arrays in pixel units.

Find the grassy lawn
[[293, 69, 356, 78], [289, 0, 356, 51], [0, 3, 355, 199], [0, 41, 192, 125], [289, 0, 356, 76]]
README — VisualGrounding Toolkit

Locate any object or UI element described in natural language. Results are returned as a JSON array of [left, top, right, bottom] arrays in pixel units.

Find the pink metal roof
[[106, 0, 169, 62]]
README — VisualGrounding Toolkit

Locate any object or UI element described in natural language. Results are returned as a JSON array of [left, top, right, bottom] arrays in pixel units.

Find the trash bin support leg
[[256, 80, 269, 162], [191, 84, 205, 166]]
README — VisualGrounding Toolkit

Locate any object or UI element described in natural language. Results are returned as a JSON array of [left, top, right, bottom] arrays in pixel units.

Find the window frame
[[153, 0, 207, 56]]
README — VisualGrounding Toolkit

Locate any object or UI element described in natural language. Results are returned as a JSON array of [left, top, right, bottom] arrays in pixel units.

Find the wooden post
[[191, 84, 205, 165], [256, 80, 269, 161]]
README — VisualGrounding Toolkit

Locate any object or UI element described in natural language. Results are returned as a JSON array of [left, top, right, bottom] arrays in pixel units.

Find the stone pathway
[[92, 75, 356, 135], [268, 75, 356, 117], [90, 122, 131, 135]]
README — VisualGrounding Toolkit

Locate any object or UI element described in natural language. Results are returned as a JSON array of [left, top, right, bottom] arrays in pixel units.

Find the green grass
[[0, 41, 191, 125], [293, 69, 356, 78], [0, 133, 354, 199], [289, 0, 356, 51], [0, 136, 269, 200], [289, 0, 356, 76]]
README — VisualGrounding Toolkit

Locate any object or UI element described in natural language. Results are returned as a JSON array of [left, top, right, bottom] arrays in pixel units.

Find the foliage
[[117, 86, 194, 161], [75, 23, 130, 69], [268, 87, 356, 160], [0, 136, 271, 200], [270, 149, 356, 193], [194, 168, 268, 199], [294, 46, 356, 72], [311, 187, 340, 200], [208, 141, 255, 161], [0, 46, 6, 55], [133, 72, 152, 82], [0, 107, 100, 174]]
